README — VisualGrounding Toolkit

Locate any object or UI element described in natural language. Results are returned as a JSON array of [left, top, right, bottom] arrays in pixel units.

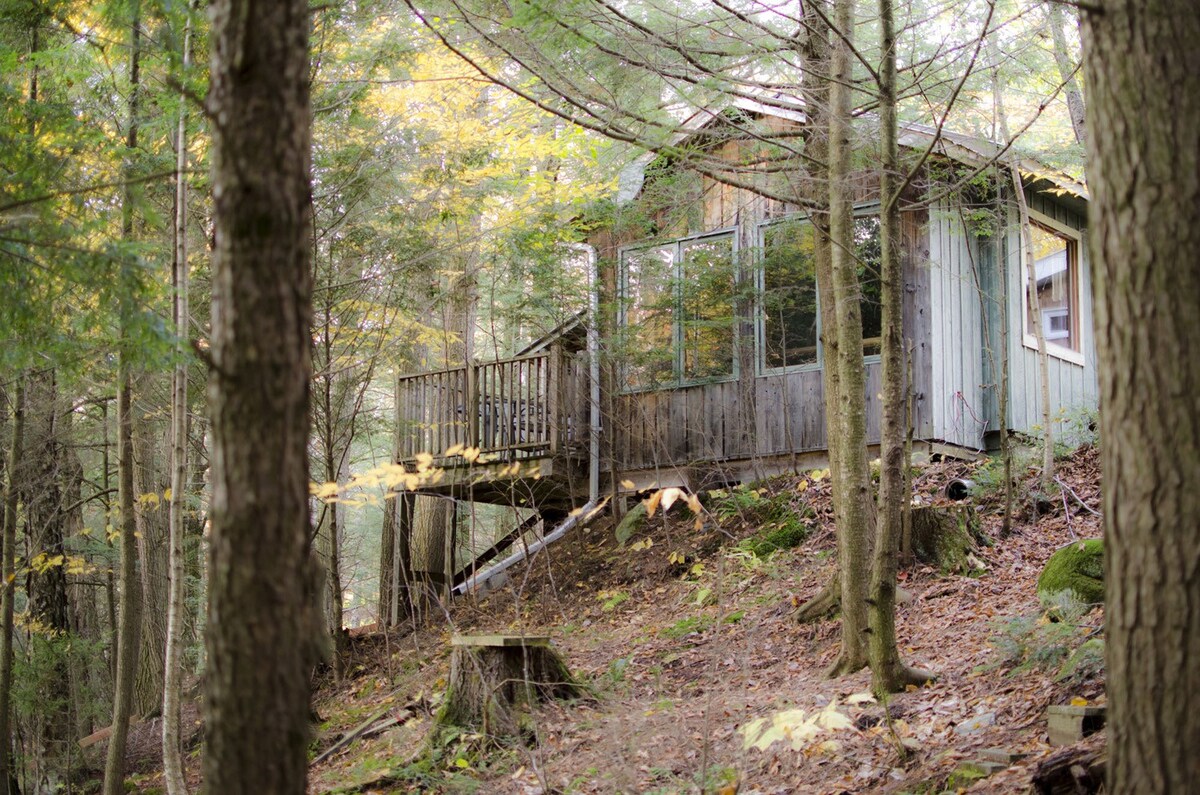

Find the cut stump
[[910, 505, 983, 573], [436, 635, 580, 738]]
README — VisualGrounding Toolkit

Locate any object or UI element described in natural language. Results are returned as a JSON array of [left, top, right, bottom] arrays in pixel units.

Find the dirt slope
[[309, 445, 1104, 794]]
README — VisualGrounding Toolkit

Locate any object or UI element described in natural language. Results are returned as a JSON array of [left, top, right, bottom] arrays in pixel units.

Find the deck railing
[[396, 346, 588, 464]]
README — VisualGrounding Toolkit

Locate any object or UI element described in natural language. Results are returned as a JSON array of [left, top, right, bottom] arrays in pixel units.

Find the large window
[[759, 212, 883, 372], [618, 232, 736, 390], [1025, 220, 1082, 359]]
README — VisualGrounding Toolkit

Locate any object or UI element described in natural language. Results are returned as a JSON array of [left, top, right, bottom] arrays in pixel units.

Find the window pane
[[621, 245, 675, 389], [1028, 224, 1078, 352], [762, 220, 818, 368], [854, 215, 883, 357], [680, 236, 735, 380]]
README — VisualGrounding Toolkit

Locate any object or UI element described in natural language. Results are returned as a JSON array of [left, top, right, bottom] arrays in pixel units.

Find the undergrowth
[[983, 592, 1103, 683]]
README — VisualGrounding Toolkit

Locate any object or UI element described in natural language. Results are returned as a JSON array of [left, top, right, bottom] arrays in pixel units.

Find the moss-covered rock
[[740, 523, 808, 558], [1038, 539, 1104, 605]]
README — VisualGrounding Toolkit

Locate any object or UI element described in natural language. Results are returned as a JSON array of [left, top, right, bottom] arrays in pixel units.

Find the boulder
[[1037, 539, 1104, 605]]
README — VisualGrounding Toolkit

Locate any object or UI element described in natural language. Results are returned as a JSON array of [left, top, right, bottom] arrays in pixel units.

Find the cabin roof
[[616, 97, 1088, 208], [515, 309, 588, 356]]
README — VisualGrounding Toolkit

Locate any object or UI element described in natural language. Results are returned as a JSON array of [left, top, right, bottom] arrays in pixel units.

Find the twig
[[1054, 477, 1101, 517], [1060, 487, 1077, 541]]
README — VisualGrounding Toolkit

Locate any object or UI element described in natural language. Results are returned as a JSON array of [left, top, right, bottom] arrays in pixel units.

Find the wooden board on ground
[[451, 634, 550, 647]]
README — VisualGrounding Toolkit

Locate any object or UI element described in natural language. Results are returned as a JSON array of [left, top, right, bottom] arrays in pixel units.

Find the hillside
[[291, 443, 1103, 794], [118, 445, 1104, 794]]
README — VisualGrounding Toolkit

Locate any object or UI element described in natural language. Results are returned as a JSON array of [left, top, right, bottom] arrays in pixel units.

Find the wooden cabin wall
[[605, 141, 936, 475], [1002, 190, 1098, 438], [928, 199, 990, 450]]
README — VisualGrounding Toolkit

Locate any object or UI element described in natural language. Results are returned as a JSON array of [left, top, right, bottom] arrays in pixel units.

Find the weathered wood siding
[[926, 188, 1097, 451], [1002, 190, 1098, 436], [928, 200, 990, 450]]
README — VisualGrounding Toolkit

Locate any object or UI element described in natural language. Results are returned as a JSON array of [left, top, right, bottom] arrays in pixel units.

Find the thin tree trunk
[[162, 11, 193, 784], [1010, 167, 1055, 491], [103, 4, 143, 790], [1080, 1, 1200, 791], [1047, 3, 1086, 147], [991, 50, 1055, 492], [868, 0, 905, 692], [134, 415, 169, 718], [0, 382, 24, 795], [203, 0, 314, 789], [868, 0, 934, 692], [826, 0, 870, 677], [793, 0, 844, 627], [995, 170, 1015, 537]]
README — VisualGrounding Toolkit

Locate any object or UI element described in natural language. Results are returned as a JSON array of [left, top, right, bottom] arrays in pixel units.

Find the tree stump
[[910, 505, 983, 573], [436, 635, 580, 739]]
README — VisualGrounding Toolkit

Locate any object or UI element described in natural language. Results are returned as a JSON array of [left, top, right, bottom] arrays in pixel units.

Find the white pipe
[[452, 500, 599, 594]]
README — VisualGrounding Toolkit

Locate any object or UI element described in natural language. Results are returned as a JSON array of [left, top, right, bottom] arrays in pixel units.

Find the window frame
[[756, 204, 884, 377], [1021, 212, 1086, 367], [616, 228, 740, 392]]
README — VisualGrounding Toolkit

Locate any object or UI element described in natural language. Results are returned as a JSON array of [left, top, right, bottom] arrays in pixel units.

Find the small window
[[1026, 222, 1080, 355], [760, 212, 883, 372], [618, 232, 736, 390]]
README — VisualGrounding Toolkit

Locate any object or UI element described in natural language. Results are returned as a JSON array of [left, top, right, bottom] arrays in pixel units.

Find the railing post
[[466, 362, 479, 451], [548, 345, 561, 455]]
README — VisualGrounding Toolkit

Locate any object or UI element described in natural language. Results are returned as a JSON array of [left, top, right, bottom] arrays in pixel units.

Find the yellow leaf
[[620, 479, 635, 489], [444, 443, 465, 457], [461, 447, 481, 463], [1070, 696, 1088, 707]]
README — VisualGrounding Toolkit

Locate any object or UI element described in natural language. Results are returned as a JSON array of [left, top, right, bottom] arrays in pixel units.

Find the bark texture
[[0, 383, 24, 795], [134, 415, 169, 718], [162, 13, 193, 792], [103, 6, 143, 789], [1081, 0, 1200, 791], [826, 0, 870, 676], [868, 0, 909, 693], [203, 0, 314, 791]]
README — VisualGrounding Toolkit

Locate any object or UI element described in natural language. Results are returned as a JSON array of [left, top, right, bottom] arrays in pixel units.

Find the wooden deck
[[394, 344, 590, 506]]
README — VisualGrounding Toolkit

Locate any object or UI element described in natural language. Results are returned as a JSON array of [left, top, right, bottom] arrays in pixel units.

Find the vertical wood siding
[[1002, 190, 1099, 437]]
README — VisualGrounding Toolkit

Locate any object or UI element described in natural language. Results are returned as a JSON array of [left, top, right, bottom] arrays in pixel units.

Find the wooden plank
[[451, 634, 551, 647]]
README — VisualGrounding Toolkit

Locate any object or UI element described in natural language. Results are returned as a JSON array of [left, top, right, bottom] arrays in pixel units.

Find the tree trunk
[[412, 495, 451, 617], [22, 370, 70, 633], [1047, 3, 1086, 147], [825, 0, 870, 677], [792, 0, 844, 628], [990, 47, 1055, 493], [162, 9, 193, 792], [203, 0, 314, 789], [0, 382, 24, 795], [134, 414, 169, 718], [104, 359, 142, 795], [103, 5, 144, 790], [1080, 1, 1200, 792], [868, 0, 921, 694]]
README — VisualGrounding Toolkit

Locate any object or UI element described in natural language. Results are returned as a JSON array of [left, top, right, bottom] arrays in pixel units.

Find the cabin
[[387, 98, 1095, 596]]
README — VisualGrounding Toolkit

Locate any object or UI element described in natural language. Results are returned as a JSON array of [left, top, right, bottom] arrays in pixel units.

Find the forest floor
[[121, 443, 1105, 794]]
